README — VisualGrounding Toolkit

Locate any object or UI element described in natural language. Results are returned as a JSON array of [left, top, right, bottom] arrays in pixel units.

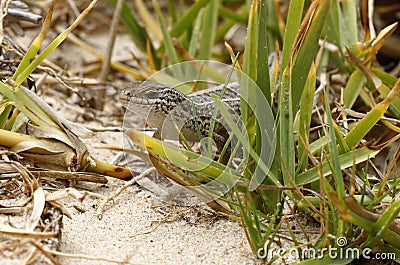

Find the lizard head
[[120, 81, 190, 129]]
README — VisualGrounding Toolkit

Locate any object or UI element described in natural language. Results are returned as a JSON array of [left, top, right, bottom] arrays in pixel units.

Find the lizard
[[120, 81, 241, 164]]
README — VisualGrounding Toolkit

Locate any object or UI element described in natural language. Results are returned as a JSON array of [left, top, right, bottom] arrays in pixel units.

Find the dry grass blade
[[0, 224, 58, 238], [45, 187, 102, 202], [344, 196, 400, 234], [56, 27, 145, 79], [30, 240, 62, 265], [27, 187, 46, 231], [0, 155, 104, 263], [31, 171, 108, 184], [12, 3, 53, 80], [135, 0, 162, 41], [97, 0, 124, 110], [370, 22, 398, 57]]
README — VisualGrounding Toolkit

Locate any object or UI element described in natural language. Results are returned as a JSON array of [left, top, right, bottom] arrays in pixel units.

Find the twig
[[96, 0, 125, 110], [96, 167, 156, 219], [66, 0, 80, 17], [30, 240, 61, 265], [36, 66, 79, 93], [367, 0, 376, 38], [7, 8, 42, 23], [54, 26, 143, 79], [0, 0, 11, 47]]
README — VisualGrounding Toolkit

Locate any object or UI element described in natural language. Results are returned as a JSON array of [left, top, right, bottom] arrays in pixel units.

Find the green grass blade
[[241, 0, 258, 188], [279, 66, 295, 187], [253, 0, 275, 197], [365, 199, 400, 247], [15, 0, 98, 86], [169, 0, 210, 37], [0, 101, 11, 129], [152, 0, 183, 78], [198, 0, 219, 60], [291, 0, 331, 113], [108, 0, 155, 55], [296, 146, 380, 186], [212, 95, 281, 187], [298, 63, 316, 171], [236, 190, 259, 253], [242, 0, 258, 82], [343, 69, 367, 108], [280, 0, 305, 72], [265, 0, 279, 51], [126, 130, 242, 186], [372, 67, 398, 86], [167, 0, 177, 23], [333, 122, 350, 154], [13, 5, 53, 81], [256, 0, 271, 104], [188, 9, 204, 57], [241, 0, 259, 177], [218, 6, 248, 24], [0, 82, 54, 127], [323, 90, 346, 203], [324, 0, 344, 54], [341, 0, 358, 45], [344, 78, 400, 148], [339, 196, 400, 249], [377, 85, 400, 115]]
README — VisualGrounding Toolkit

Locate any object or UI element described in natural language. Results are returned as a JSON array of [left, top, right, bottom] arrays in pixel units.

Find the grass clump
[[118, 0, 400, 263]]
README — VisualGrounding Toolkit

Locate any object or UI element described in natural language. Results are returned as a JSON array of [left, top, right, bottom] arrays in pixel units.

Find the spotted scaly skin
[[120, 81, 241, 163]]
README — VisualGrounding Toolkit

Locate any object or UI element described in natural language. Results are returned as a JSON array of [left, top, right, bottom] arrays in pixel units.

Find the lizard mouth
[[119, 94, 129, 106], [126, 96, 158, 105], [119, 91, 157, 106]]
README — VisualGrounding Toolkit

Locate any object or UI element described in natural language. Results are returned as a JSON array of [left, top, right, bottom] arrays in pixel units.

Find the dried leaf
[[10, 139, 70, 154], [45, 188, 87, 202], [27, 187, 45, 231]]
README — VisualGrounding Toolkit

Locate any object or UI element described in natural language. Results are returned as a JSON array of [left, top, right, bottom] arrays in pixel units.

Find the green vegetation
[[0, 0, 399, 263], [115, 0, 400, 263]]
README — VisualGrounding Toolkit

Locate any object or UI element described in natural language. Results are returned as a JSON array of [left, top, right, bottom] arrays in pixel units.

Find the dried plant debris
[[0, 157, 65, 264], [7, 1, 43, 24], [0, 144, 111, 264]]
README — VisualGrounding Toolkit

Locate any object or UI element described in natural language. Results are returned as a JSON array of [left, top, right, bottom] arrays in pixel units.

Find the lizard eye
[[143, 90, 159, 99], [124, 90, 132, 97]]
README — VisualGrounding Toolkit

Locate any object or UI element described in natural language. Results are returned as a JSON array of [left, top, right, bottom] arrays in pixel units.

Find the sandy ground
[[58, 171, 256, 264], [51, 96, 258, 264], [48, 118, 260, 264], [42, 17, 261, 262]]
